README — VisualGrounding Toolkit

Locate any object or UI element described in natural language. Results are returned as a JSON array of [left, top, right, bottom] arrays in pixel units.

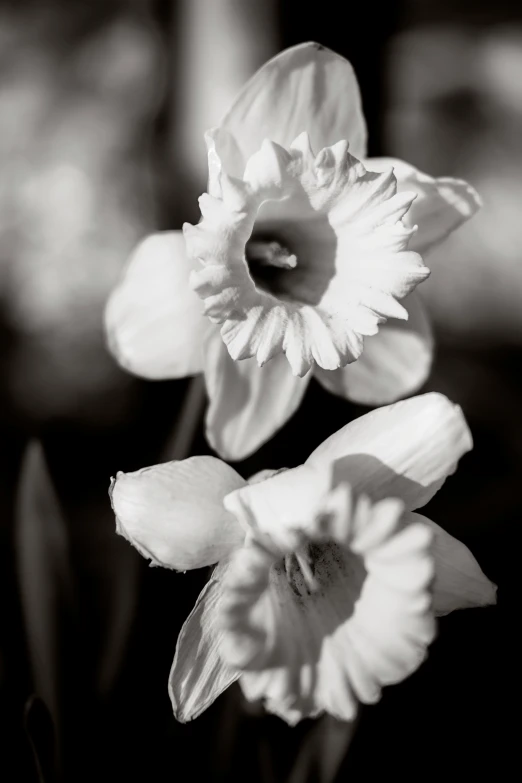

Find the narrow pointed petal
[[406, 512, 497, 615], [306, 393, 472, 511], [169, 561, 239, 722], [105, 231, 208, 379], [314, 292, 433, 405], [366, 158, 481, 254], [110, 457, 246, 570], [219, 42, 367, 177], [203, 331, 311, 461]]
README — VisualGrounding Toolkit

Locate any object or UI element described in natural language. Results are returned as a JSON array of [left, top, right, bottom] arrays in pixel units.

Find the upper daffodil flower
[[110, 393, 496, 724], [105, 43, 481, 460], [185, 128, 428, 378]]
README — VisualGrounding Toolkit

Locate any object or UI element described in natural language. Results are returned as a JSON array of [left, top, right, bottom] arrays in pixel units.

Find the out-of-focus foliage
[[0, 2, 162, 421], [387, 23, 522, 343], [15, 442, 72, 756]]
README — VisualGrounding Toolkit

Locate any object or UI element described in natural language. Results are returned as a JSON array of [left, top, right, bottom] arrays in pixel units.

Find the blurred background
[[0, 0, 519, 780]]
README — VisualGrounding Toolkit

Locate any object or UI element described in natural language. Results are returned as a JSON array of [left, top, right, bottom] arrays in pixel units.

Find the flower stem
[[160, 375, 207, 461]]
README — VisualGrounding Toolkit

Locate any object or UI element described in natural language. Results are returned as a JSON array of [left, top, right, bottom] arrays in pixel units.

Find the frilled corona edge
[[185, 130, 429, 377], [217, 486, 436, 724]]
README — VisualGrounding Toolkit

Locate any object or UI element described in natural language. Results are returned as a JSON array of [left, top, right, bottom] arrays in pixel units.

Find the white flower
[[110, 393, 496, 723], [105, 43, 481, 460], [186, 130, 428, 377]]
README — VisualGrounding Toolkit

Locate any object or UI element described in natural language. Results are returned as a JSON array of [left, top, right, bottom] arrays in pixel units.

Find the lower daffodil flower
[[105, 43, 481, 461], [109, 393, 496, 724]]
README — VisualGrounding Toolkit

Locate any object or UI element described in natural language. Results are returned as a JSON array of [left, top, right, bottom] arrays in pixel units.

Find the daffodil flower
[[110, 393, 496, 724], [106, 43, 481, 460]]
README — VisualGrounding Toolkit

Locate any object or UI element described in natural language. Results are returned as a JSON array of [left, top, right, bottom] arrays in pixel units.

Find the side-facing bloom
[[110, 393, 496, 724], [106, 42, 481, 461]]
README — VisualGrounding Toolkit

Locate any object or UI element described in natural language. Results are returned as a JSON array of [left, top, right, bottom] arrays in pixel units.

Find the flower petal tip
[[484, 580, 498, 607], [109, 459, 246, 571], [290, 129, 315, 156], [168, 569, 240, 723], [453, 402, 473, 453], [443, 178, 483, 216]]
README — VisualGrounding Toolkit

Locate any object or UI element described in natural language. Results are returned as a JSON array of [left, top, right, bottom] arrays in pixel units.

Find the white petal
[[219, 493, 435, 724], [366, 158, 481, 254], [306, 393, 472, 511], [110, 457, 245, 570], [105, 231, 208, 379], [219, 42, 367, 177], [406, 512, 497, 615], [169, 561, 239, 722], [224, 464, 331, 551], [203, 330, 310, 461], [314, 292, 434, 405]]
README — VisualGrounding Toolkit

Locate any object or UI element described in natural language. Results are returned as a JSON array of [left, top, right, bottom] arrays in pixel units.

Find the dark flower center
[[245, 235, 297, 296]]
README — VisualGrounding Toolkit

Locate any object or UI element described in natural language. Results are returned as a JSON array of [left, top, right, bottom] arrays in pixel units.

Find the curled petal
[[306, 393, 472, 511], [187, 135, 428, 376], [110, 457, 246, 571], [219, 42, 367, 177], [367, 158, 481, 254], [169, 561, 239, 722], [219, 490, 435, 724], [314, 292, 434, 405], [105, 232, 208, 379], [203, 330, 310, 461], [406, 513, 497, 615]]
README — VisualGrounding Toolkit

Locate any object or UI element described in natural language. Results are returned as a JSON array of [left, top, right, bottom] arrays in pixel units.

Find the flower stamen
[[284, 547, 319, 594], [247, 239, 298, 270], [295, 548, 318, 592]]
